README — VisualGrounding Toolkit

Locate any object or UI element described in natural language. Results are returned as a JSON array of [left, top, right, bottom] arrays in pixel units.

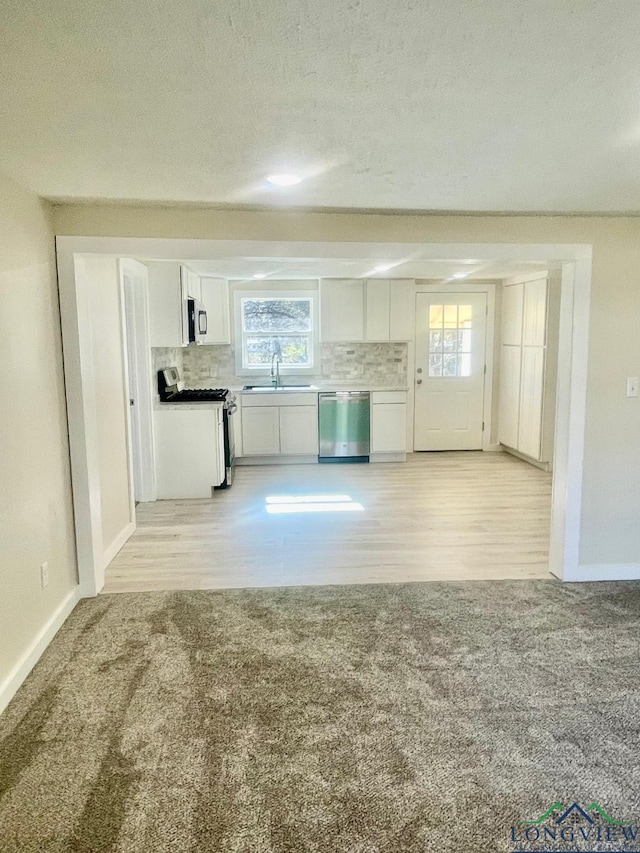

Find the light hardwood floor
[[104, 452, 553, 593]]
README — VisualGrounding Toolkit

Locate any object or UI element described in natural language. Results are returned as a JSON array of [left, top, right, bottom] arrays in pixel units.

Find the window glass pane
[[459, 353, 471, 377], [429, 354, 442, 376], [245, 336, 275, 365], [429, 305, 443, 328], [429, 330, 443, 352], [245, 335, 311, 366], [243, 298, 312, 332], [458, 330, 472, 351], [279, 336, 310, 365], [444, 305, 458, 328], [443, 330, 457, 351], [458, 305, 473, 328], [443, 353, 457, 376]]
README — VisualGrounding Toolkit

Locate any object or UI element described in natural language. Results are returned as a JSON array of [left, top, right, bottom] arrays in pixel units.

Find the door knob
[[417, 368, 423, 374]]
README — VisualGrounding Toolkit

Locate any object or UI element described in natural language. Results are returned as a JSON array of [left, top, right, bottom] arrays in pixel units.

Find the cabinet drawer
[[371, 391, 407, 404], [241, 392, 318, 407]]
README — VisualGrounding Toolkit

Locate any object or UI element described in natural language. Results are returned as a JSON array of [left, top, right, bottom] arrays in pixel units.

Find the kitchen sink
[[242, 384, 317, 391]]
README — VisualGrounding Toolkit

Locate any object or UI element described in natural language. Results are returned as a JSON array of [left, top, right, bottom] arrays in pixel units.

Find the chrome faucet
[[271, 349, 282, 388]]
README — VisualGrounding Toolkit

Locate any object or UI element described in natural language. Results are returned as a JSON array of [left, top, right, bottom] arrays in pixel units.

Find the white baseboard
[[0, 586, 80, 716], [102, 520, 136, 570], [501, 445, 551, 471], [236, 455, 318, 466], [569, 563, 640, 582]]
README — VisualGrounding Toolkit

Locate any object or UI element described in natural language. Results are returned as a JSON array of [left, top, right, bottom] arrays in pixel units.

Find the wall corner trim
[[0, 587, 80, 716], [101, 521, 136, 578], [566, 563, 640, 583]]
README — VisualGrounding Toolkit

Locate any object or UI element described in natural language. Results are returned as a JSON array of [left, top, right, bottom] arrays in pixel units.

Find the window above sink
[[234, 288, 319, 377]]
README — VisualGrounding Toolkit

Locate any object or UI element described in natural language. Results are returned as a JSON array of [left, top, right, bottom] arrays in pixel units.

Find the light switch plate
[[627, 377, 639, 398]]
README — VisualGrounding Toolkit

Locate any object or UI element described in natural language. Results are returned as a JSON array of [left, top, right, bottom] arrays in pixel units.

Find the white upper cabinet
[[320, 278, 414, 343], [182, 266, 201, 301], [522, 277, 547, 346], [388, 280, 414, 341], [320, 279, 364, 342], [365, 279, 391, 340], [365, 279, 414, 341], [200, 276, 230, 345], [501, 282, 524, 345], [148, 263, 229, 348], [148, 261, 190, 347]]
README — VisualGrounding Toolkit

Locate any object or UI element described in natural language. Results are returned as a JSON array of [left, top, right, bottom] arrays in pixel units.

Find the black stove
[[161, 387, 229, 402], [158, 367, 231, 403]]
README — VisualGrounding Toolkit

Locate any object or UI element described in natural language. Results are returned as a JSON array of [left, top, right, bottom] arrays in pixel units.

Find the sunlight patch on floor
[[265, 494, 365, 514]]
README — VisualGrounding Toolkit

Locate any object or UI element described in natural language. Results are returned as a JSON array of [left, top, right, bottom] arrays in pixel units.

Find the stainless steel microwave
[[187, 298, 207, 344]]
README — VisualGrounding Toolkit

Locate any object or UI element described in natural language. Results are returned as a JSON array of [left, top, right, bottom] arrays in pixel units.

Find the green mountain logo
[[521, 802, 632, 827]]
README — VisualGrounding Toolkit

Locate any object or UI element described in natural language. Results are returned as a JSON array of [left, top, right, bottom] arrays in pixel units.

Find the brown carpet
[[1, 581, 640, 852]]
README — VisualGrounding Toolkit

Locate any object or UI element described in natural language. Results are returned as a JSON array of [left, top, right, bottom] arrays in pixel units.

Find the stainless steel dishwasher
[[318, 391, 370, 462]]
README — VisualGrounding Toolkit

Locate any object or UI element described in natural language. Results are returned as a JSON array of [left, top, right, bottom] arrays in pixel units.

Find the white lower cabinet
[[241, 406, 280, 455], [370, 391, 407, 455], [240, 393, 319, 457], [279, 406, 319, 455], [154, 406, 224, 498]]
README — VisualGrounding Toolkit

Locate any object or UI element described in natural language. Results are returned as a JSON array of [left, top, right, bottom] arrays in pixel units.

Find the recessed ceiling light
[[452, 272, 468, 279], [252, 273, 268, 279], [266, 174, 303, 187]]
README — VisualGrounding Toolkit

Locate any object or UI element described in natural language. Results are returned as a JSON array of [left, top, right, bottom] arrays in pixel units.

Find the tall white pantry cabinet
[[498, 274, 558, 466]]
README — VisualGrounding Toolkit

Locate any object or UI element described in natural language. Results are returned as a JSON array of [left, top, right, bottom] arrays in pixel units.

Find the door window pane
[[458, 305, 473, 328], [429, 305, 444, 328], [443, 354, 458, 376], [427, 302, 475, 377], [429, 354, 443, 376], [444, 305, 458, 328], [429, 330, 443, 352], [443, 330, 457, 351], [458, 330, 472, 352]]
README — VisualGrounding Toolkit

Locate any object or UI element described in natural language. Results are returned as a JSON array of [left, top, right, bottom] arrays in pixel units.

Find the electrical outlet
[[627, 377, 639, 398], [40, 562, 49, 588]]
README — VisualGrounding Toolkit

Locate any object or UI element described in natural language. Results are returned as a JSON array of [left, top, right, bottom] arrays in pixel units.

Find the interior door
[[120, 258, 156, 502], [414, 292, 487, 450]]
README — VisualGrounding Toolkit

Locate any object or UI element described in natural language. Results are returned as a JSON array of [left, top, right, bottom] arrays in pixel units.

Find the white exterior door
[[414, 292, 487, 450]]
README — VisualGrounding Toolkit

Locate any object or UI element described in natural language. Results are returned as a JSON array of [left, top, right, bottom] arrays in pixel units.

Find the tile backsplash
[[152, 342, 408, 388], [320, 343, 407, 384], [182, 345, 235, 384]]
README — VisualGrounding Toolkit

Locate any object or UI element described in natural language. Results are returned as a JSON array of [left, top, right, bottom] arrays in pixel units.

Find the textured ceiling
[[2, 0, 640, 211]]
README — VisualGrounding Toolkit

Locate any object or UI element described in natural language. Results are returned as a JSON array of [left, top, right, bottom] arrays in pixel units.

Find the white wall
[[0, 176, 78, 711]]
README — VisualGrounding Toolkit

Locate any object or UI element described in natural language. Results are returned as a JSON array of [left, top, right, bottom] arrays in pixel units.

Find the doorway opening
[[57, 237, 592, 595]]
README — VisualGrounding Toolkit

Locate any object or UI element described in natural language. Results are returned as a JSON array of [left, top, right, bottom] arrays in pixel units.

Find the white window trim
[[233, 289, 320, 376]]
